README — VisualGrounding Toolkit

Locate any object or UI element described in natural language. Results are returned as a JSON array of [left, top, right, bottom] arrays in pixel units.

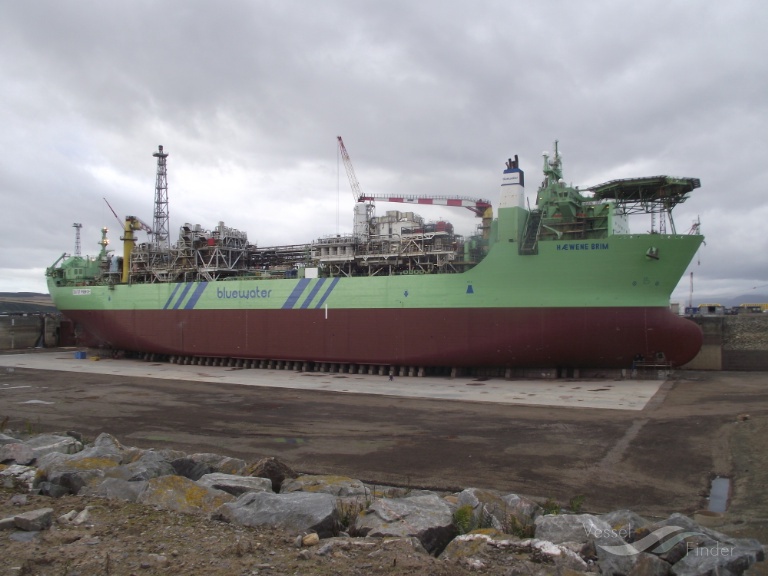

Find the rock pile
[[1, 431, 765, 575], [724, 315, 768, 351]]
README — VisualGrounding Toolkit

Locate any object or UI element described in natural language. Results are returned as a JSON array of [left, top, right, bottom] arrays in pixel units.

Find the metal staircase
[[519, 211, 542, 255]]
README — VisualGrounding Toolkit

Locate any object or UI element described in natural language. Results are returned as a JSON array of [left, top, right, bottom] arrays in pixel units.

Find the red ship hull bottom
[[63, 307, 703, 370]]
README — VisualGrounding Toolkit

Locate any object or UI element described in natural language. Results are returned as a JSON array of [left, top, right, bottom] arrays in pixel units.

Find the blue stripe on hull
[[282, 279, 311, 309]]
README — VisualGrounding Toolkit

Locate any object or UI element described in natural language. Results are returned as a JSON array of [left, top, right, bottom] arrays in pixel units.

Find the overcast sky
[[2, 1, 766, 305]]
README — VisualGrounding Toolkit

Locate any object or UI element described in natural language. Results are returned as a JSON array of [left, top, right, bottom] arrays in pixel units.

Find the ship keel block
[[66, 306, 702, 370]]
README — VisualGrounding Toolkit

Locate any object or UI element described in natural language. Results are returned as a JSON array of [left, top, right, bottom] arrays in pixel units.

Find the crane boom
[[357, 194, 492, 217], [337, 136, 364, 202], [337, 135, 492, 218], [103, 197, 153, 233]]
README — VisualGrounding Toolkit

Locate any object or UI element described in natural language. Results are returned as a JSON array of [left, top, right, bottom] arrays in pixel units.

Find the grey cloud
[[0, 0, 766, 301]]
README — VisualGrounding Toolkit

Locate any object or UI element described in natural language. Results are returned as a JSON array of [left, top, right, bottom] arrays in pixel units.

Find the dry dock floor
[[1, 350, 767, 565], [0, 351, 662, 410]]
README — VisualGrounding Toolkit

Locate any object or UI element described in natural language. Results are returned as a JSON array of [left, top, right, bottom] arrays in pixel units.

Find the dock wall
[[0, 315, 60, 350], [684, 315, 768, 371]]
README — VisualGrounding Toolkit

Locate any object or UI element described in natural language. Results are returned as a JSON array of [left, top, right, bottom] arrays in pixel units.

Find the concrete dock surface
[[0, 350, 663, 410]]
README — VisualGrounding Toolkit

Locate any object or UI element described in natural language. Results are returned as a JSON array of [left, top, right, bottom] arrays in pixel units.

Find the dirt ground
[[1, 363, 767, 574]]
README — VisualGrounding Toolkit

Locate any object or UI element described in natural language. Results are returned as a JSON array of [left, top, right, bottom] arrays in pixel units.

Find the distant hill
[[0, 292, 58, 314]]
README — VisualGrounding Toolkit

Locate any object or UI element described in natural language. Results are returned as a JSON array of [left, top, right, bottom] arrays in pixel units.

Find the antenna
[[73, 223, 82, 256], [689, 272, 694, 309], [152, 145, 170, 252]]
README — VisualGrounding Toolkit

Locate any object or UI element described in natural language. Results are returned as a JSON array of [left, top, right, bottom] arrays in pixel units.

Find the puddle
[[708, 476, 731, 512], [274, 437, 306, 445]]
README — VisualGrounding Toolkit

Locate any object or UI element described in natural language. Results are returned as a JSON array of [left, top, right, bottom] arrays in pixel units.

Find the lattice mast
[[73, 223, 82, 256], [152, 145, 170, 251]]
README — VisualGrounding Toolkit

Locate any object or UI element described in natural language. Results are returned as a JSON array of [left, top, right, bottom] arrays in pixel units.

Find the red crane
[[336, 136, 492, 217], [337, 136, 364, 202]]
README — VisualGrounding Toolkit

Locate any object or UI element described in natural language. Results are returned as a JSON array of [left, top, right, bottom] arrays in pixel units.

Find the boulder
[[51, 432, 119, 459], [601, 509, 652, 536], [441, 534, 590, 573], [645, 513, 763, 568], [85, 477, 148, 502], [215, 491, 339, 538], [24, 434, 83, 459], [0, 443, 35, 465], [589, 512, 763, 575], [197, 472, 272, 496], [71, 507, 92, 526], [280, 474, 367, 497], [37, 481, 71, 498], [137, 475, 233, 514], [440, 532, 503, 561], [456, 488, 507, 531], [189, 453, 247, 476], [0, 464, 37, 491], [35, 452, 114, 495], [0, 432, 20, 445], [353, 492, 457, 555], [314, 536, 428, 558], [671, 542, 763, 576], [7, 494, 27, 506], [455, 488, 540, 534], [113, 451, 175, 481], [14, 508, 53, 531], [34, 433, 126, 494], [653, 513, 729, 545], [502, 493, 542, 522], [157, 448, 188, 461], [87, 433, 124, 456], [597, 546, 668, 576], [64, 430, 84, 443], [246, 456, 297, 492], [302, 532, 320, 547], [171, 457, 214, 481], [535, 513, 613, 545], [526, 538, 590, 571]]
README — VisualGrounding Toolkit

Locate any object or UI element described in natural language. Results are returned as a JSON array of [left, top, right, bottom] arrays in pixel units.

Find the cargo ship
[[46, 142, 704, 375]]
